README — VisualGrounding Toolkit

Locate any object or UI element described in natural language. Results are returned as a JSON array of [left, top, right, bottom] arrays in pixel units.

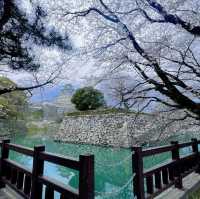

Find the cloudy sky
[[0, 0, 103, 103], [3, 0, 200, 111]]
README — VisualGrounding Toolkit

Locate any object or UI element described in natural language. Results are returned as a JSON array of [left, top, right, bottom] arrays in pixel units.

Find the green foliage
[[0, 77, 27, 119], [189, 189, 200, 199], [71, 87, 105, 111], [29, 109, 44, 120], [27, 123, 48, 135]]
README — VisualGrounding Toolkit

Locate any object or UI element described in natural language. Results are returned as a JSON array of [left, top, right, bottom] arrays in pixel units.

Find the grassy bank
[[189, 189, 200, 199], [26, 121, 61, 136], [65, 108, 150, 117]]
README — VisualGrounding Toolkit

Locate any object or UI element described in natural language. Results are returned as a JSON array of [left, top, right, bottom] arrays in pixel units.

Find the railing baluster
[[45, 186, 54, 199], [16, 171, 24, 189], [60, 193, 67, 199], [185, 160, 190, 172], [5, 165, 11, 181], [168, 166, 174, 181], [171, 141, 182, 189], [192, 138, 200, 173], [79, 154, 94, 199], [23, 175, 31, 195], [132, 147, 145, 199], [181, 162, 186, 173], [30, 145, 45, 199], [0, 139, 10, 188], [188, 161, 192, 171], [162, 168, 169, 185], [155, 171, 162, 189], [146, 175, 154, 194], [11, 168, 17, 184]]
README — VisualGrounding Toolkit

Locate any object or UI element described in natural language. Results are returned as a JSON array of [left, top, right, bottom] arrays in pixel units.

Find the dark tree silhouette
[[0, 0, 71, 94]]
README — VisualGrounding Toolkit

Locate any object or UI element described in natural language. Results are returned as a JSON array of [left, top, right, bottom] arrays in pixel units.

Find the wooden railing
[[1, 138, 199, 199], [132, 138, 200, 199], [0, 139, 94, 199]]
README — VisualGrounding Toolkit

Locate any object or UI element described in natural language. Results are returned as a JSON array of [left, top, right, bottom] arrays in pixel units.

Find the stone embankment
[[55, 112, 200, 147]]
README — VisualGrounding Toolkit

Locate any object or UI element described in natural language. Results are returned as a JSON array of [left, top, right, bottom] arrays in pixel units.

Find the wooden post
[[132, 147, 145, 199], [0, 139, 10, 188], [30, 145, 45, 199], [191, 138, 200, 173], [79, 154, 94, 199], [171, 141, 182, 189]]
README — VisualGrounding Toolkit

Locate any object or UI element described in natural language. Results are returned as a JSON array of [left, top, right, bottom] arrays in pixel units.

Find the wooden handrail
[[178, 141, 193, 148], [5, 143, 34, 156], [39, 151, 80, 170], [142, 145, 175, 157], [142, 141, 195, 157]]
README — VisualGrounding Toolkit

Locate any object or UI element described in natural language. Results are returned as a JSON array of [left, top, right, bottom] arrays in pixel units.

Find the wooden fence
[[0, 138, 199, 199], [132, 138, 200, 199], [0, 139, 94, 199]]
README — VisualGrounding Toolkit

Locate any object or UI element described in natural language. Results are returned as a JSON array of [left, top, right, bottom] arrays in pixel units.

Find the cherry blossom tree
[[57, 0, 200, 120]]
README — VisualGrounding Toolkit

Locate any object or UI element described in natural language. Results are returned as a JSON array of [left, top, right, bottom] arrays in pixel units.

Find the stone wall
[[55, 112, 200, 147]]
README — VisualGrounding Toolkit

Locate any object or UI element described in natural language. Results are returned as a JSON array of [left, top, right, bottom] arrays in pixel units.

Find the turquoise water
[[10, 135, 133, 198], [8, 133, 197, 199]]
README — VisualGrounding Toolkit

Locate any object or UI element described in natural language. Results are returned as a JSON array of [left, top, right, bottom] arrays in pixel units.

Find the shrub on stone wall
[[71, 87, 105, 111]]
